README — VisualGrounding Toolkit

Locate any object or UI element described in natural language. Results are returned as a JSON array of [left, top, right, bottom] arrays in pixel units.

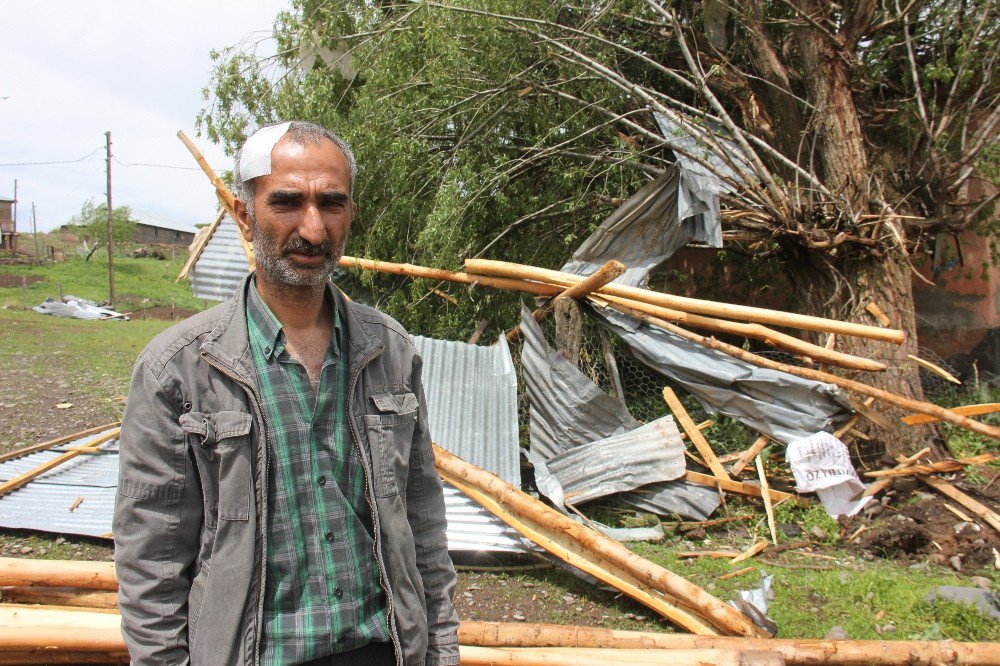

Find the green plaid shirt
[[247, 283, 390, 666]]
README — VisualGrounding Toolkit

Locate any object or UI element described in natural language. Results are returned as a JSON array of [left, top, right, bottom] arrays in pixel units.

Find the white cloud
[[0, 0, 287, 231]]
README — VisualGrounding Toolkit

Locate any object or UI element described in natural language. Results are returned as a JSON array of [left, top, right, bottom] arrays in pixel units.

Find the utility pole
[[105, 131, 115, 306], [12, 180, 17, 238], [31, 203, 40, 259]]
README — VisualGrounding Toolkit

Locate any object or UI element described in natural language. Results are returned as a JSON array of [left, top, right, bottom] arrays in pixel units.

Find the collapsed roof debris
[[33, 296, 128, 321]]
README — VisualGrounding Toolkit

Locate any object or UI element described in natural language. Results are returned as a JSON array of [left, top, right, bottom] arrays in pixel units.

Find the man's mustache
[[282, 238, 333, 256]]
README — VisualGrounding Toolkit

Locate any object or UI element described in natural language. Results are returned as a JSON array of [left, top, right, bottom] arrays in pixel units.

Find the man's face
[[237, 135, 355, 288]]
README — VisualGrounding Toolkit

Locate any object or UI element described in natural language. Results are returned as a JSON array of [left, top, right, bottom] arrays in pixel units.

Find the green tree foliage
[[69, 198, 137, 246], [199, 0, 998, 350]]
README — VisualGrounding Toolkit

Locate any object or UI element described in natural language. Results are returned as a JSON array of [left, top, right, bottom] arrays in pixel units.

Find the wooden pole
[[464, 259, 905, 344], [457, 621, 1000, 665], [0, 587, 118, 610], [339, 256, 562, 297], [662, 388, 731, 480], [433, 445, 764, 637], [459, 645, 785, 665], [0, 423, 120, 464], [0, 560, 117, 591], [176, 130, 255, 270], [683, 471, 796, 503], [176, 207, 226, 282], [596, 293, 886, 372], [607, 303, 1000, 442], [506, 260, 626, 342], [0, 430, 120, 499], [902, 402, 1000, 426]]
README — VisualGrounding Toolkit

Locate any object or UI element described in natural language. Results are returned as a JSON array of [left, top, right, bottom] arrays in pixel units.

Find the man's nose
[[297, 204, 326, 245]]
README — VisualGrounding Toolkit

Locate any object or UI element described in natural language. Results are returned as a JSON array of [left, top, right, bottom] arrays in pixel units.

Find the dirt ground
[[850, 482, 1000, 569], [129, 306, 199, 321]]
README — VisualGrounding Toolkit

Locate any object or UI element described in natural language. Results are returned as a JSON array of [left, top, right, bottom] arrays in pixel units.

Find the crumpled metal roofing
[[530, 416, 685, 507], [0, 429, 120, 538], [0, 334, 527, 553], [519, 308, 719, 520], [189, 217, 249, 302], [412, 334, 520, 486]]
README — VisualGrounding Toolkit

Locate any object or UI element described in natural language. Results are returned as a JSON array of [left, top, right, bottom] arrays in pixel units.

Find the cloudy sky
[[1, 1, 288, 232]]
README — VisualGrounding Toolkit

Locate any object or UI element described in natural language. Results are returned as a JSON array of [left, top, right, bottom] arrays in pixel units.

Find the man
[[114, 121, 459, 666]]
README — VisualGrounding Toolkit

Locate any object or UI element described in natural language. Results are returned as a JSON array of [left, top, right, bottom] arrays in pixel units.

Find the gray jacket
[[113, 276, 460, 666]]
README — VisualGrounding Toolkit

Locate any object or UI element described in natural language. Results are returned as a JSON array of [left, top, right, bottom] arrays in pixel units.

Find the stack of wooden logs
[[1, 557, 998, 665]]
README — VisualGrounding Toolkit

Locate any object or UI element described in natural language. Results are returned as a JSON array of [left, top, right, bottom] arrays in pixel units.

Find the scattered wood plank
[[719, 566, 756, 581], [677, 551, 742, 560], [755, 456, 779, 546], [730, 436, 769, 477], [68, 498, 83, 512], [0, 423, 121, 465], [902, 402, 1000, 426], [458, 620, 1000, 665], [464, 259, 905, 344], [856, 447, 931, 500], [907, 354, 961, 385], [731, 540, 769, 564], [919, 475, 1000, 533], [942, 503, 973, 523], [864, 454, 995, 478], [685, 471, 796, 504], [663, 388, 731, 481], [432, 445, 764, 636], [833, 397, 875, 440], [0, 429, 120, 499]]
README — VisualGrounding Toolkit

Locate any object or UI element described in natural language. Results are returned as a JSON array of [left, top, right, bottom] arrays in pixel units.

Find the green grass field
[[0, 248, 213, 314]]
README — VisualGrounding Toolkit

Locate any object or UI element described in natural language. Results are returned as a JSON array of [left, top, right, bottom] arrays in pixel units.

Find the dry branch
[[865, 454, 995, 478]]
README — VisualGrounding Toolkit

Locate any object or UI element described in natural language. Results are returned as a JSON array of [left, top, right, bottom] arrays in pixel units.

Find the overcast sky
[[1, 1, 288, 232]]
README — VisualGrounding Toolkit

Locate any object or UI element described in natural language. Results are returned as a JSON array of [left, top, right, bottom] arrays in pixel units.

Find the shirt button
[[334, 586, 343, 598], [317, 476, 326, 487], [264, 346, 272, 355], [325, 530, 335, 542], [338, 633, 347, 644]]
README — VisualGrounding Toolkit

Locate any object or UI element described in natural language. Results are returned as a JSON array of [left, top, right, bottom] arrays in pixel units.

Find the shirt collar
[[246, 276, 343, 362]]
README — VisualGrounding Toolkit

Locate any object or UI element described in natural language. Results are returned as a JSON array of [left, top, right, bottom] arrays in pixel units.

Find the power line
[[113, 156, 209, 171], [0, 147, 104, 167]]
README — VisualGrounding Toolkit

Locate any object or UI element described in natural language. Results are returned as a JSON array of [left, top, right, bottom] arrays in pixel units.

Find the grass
[[0, 248, 212, 313], [630, 541, 1000, 641]]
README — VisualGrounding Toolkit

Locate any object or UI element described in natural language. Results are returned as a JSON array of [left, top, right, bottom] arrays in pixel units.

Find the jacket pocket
[[180, 410, 253, 524], [363, 393, 418, 499]]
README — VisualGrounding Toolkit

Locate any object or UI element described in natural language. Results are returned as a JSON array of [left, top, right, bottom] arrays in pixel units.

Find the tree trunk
[[783, 245, 950, 465]]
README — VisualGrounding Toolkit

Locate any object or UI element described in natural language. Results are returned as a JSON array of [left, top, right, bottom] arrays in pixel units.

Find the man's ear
[[234, 198, 254, 243]]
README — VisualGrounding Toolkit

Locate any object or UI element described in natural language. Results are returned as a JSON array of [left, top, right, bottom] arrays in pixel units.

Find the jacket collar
[[201, 273, 383, 384]]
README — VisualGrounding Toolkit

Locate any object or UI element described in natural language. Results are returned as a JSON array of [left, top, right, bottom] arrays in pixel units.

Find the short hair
[[233, 120, 357, 216]]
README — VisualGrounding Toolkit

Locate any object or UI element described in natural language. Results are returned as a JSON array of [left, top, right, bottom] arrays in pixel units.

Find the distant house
[[130, 209, 198, 246], [0, 197, 17, 251]]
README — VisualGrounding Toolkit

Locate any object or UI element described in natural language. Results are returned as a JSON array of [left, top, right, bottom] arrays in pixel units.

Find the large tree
[[201, 0, 998, 456]]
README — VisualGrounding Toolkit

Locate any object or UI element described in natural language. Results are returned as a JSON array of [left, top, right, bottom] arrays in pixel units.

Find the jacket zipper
[[201, 350, 271, 666], [346, 344, 404, 666]]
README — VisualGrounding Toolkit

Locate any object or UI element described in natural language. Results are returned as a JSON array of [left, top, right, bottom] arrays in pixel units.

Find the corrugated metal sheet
[[623, 481, 721, 522], [189, 218, 249, 302], [0, 333, 529, 552], [0, 428, 120, 538], [412, 334, 520, 487], [540, 416, 685, 506]]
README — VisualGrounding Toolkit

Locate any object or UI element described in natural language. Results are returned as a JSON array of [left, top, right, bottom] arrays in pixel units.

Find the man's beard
[[250, 216, 345, 287]]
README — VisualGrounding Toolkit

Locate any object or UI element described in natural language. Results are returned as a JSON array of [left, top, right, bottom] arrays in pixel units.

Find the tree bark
[[784, 246, 950, 463]]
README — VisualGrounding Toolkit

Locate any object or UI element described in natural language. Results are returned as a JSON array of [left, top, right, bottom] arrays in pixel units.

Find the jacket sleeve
[[113, 357, 202, 666], [406, 353, 461, 666]]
